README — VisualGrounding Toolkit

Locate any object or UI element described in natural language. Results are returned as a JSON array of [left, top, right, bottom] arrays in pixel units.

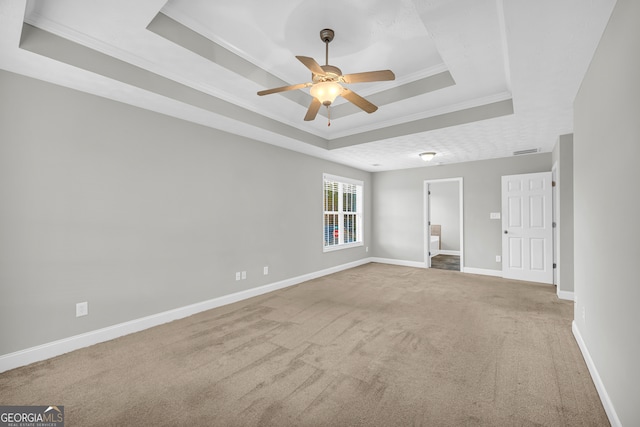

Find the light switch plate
[[490, 212, 501, 219]]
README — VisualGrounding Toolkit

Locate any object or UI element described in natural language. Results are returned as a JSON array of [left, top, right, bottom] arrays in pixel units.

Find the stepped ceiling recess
[[0, 0, 616, 171]]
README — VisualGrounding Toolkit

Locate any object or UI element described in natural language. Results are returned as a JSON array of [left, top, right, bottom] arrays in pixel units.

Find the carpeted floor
[[0, 264, 608, 426]]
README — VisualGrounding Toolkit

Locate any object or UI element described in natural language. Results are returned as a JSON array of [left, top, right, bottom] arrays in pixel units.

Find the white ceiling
[[0, 0, 616, 171]]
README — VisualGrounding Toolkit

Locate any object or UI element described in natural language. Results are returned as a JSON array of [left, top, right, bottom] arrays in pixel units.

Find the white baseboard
[[572, 321, 621, 427], [0, 258, 370, 373], [462, 267, 503, 277], [371, 258, 504, 279], [438, 250, 460, 256], [369, 257, 426, 269], [557, 290, 575, 301]]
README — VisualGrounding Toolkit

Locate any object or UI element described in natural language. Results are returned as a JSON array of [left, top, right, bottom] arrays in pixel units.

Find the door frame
[[552, 162, 559, 288], [423, 177, 464, 270]]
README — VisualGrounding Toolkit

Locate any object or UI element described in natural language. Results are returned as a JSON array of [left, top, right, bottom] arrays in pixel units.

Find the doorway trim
[[552, 162, 560, 289], [423, 177, 464, 270]]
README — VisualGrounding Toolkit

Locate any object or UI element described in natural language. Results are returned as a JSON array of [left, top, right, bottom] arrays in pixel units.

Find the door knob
[[504, 230, 508, 234]]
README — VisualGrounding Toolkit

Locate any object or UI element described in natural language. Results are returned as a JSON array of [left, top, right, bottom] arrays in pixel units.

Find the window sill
[[323, 242, 364, 253]]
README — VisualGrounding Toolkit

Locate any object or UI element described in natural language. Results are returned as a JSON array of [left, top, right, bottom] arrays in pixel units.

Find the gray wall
[[371, 154, 552, 270], [0, 70, 371, 356], [551, 134, 574, 294], [429, 180, 460, 251], [573, 0, 640, 425]]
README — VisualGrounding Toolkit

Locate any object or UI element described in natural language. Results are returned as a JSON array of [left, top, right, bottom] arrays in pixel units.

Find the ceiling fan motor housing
[[313, 65, 342, 83], [320, 28, 335, 43]]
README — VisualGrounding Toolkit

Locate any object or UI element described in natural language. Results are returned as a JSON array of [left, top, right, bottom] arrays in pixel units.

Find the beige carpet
[[0, 263, 609, 426]]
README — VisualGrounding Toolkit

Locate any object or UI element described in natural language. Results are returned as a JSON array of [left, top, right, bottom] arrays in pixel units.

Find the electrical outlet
[[263, 266, 269, 275], [76, 301, 88, 317], [496, 255, 501, 262], [241, 271, 247, 280], [490, 212, 501, 219], [235, 272, 241, 281]]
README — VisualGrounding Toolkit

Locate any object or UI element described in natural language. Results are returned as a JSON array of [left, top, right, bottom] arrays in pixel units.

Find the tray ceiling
[[0, 0, 616, 171]]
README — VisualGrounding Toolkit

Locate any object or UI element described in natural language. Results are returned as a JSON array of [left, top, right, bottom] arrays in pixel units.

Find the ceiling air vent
[[513, 148, 540, 156]]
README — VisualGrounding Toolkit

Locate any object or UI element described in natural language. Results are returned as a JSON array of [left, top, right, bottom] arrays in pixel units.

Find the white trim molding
[[373, 258, 505, 279], [572, 321, 622, 427], [439, 250, 461, 256], [369, 257, 426, 269], [462, 267, 503, 277], [0, 258, 370, 373], [557, 290, 575, 301]]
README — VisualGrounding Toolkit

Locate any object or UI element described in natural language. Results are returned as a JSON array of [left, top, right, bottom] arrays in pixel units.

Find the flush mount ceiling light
[[257, 29, 395, 126], [419, 152, 436, 161]]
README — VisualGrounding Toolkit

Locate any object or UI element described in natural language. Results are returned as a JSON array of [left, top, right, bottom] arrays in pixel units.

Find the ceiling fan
[[257, 29, 395, 125]]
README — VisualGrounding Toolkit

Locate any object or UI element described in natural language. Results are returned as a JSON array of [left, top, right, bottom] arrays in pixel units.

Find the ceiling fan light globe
[[310, 81, 343, 105]]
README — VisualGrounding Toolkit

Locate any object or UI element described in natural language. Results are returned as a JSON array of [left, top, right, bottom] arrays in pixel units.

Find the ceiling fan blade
[[257, 82, 309, 96], [296, 56, 326, 76], [304, 98, 322, 121], [342, 70, 395, 84], [341, 89, 378, 113]]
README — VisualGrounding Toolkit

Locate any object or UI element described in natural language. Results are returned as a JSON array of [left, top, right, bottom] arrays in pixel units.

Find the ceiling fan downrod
[[320, 29, 334, 66]]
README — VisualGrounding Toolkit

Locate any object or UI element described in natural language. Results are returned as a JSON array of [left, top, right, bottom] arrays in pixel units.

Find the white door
[[501, 172, 553, 284]]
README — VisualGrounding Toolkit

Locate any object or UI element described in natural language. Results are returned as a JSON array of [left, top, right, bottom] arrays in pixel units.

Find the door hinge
[[553, 222, 556, 228], [428, 221, 431, 226], [428, 191, 431, 195], [552, 181, 556, 187], [553, 263, 557, 269]]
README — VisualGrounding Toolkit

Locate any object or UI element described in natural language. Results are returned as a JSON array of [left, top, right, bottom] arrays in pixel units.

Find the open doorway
[[424, 178, 463, 271]]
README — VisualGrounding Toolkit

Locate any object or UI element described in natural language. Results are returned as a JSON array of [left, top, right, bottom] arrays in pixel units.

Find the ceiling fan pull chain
[[327, 105, 331, 126]]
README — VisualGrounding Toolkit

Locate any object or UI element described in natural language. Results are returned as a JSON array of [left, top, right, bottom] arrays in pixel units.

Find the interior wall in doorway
[[430, 181, 461, 252]]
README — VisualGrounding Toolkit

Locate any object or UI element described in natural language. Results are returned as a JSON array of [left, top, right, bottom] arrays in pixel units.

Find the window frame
[[322, 173, 364, 252]]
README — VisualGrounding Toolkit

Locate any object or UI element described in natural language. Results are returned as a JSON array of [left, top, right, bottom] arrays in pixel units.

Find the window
[[323, 174, 363, 251]]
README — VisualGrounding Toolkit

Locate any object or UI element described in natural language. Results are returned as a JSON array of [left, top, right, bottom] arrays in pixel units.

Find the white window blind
[[323, 174, 363, 251]]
